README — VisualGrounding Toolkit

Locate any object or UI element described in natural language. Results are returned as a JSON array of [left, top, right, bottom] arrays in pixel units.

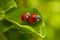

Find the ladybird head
[[36, 15, 41, 22]]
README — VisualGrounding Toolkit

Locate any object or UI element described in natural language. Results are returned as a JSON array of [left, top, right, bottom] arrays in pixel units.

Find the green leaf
[[20, 23, 46, 38], [0, 0, 17, 13], [0, 19, 14, 33], [5, 6, 30, 24], [0, 33, 7, 40], [3, 28, 21, 40], [5, 7, 46, 38], [3, 24, 43, 40], [0, 13, 5, 20]]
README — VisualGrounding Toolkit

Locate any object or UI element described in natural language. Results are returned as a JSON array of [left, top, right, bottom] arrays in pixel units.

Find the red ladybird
[[27, 13, 36, 23], [21, 12, 30, 21]]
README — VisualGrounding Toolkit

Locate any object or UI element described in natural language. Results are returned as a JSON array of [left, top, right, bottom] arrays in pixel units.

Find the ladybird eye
[[36, 15, 41, 21]]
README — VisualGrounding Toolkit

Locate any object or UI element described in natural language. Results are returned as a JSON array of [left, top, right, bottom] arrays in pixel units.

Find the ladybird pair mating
[[21, 12, 41, 24]]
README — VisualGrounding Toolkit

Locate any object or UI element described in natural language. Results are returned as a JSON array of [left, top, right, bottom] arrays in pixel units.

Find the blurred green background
[[0, 0, 60, 40], [16, 0, 60, 40]]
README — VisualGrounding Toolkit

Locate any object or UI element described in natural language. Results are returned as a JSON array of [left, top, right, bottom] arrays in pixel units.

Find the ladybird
[[21, 12, 41, 24], [27, 13, 36, 23], [21, 12, 30, 21]]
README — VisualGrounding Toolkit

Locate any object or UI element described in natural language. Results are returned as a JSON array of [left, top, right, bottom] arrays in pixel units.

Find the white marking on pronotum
[[26, 12, 30, 18], [27, 12, 30, 16], [37, 19, 40, 21], [36, 15, 40, 21], [36, 15, 40, 18]]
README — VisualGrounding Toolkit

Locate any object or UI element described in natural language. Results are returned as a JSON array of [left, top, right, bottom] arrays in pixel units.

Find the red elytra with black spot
[[21, 12, 27, 21], [27, 13, 36, 23]]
